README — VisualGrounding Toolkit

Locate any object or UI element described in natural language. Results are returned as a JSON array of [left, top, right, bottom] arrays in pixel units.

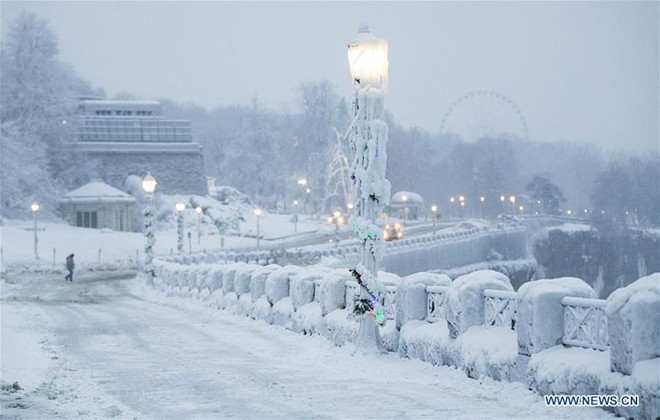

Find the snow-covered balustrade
[[483, 289, 517, 330], [517, 277, 596, 356], [383, 285, 397, 320], [445, 270, 513, 338], [344, 280, 359, 311], [426, 286, 449, 323], [561, 296, 608, 351], [605, 273, 660, 375]]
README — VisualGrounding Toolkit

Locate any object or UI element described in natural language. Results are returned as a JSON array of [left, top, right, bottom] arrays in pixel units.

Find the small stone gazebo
[[59, 179, 137, 231], [389, 191, 425, 221]]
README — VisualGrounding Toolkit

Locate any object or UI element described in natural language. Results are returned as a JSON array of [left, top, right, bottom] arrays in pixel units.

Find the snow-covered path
[[2, 274, 608, 419]]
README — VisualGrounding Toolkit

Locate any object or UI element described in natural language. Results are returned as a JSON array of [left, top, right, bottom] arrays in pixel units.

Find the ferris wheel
[[440, 90, 529, 142]]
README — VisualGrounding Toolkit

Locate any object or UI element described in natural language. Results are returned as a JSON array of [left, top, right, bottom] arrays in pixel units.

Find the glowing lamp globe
[[254, 208, 262, 217], [195, 206, 202, 214], [142, 172, 157, 194], [31, 202, 40, 212], [175, 203, 186, 213], [347, 24, 388, 89], [431, 205, 438, 212]]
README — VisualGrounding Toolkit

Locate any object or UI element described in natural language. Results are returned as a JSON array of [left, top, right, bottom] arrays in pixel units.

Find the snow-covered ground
[[1, 272, 609, 419], [0, 212, 327, 269]]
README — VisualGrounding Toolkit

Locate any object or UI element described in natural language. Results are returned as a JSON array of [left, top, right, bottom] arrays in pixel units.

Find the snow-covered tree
[[324, 129, 351, 211], [0, 11, 94, 218]]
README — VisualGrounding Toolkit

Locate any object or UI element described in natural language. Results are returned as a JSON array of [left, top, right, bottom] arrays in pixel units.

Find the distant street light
[[195, 206, 203, 245], [329, 210, 344, 247], [293, 199, 299, 233], [31, 202, 40, 260], [175, 202, 186, 254], [431, 204, 438, 235], [401, 194, 408, 222], [142, 172, 157, 285], [254, 208, 262, 250]]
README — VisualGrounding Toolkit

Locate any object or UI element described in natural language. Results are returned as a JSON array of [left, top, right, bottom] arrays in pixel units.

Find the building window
[[76, 211, 98, 228]]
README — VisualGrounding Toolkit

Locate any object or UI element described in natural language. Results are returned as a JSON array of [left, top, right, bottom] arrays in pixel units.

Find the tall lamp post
[[142, 172, 157, 285], [175, 202, 186, 254], [347, 24, 390, 354], [195, 206, 203, 245], [431, 204, 438, 235], [401, 194, 408, 223], [31, 202, 40, 259], [254, 208, 262, 250]]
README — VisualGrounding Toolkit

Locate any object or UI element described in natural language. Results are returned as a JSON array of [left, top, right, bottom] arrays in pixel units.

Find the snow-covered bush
[[396, 272, 451, 330], [605, 273, 660, 375], [445, 270, 512, 338], [517, 277, 596, 356]]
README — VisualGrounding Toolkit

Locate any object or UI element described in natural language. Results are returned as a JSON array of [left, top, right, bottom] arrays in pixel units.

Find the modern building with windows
[[59, 180, 137, 231], [72, 98, 208, 195]]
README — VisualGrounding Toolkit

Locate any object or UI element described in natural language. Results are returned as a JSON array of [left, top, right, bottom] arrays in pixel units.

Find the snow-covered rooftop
[[60, 180, 136, 204], [391, 191, 424, 204]]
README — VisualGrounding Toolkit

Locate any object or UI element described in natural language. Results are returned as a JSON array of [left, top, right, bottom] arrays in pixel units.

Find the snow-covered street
[[1, 273, 609, 419]]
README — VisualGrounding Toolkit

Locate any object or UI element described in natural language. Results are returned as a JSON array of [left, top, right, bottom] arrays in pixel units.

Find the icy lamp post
[[142, 172, 157, 285], [175, 202, 185, 254], [254, 208, 262, 250], [431, 204, 438, 235], [347, 24, 390, 354], [31, 202, 40, 260], [195, 206, 202, 245], [401, 194, 408, 223]]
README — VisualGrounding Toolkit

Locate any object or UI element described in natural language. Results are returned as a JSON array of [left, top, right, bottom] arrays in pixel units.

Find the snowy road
[[2, 274, 608, 419]]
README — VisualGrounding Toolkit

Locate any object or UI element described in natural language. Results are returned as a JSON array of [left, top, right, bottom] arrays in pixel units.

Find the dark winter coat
[[66, 255, 75, 270]]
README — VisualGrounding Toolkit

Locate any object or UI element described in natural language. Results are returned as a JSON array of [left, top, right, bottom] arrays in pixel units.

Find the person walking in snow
[[65, 253, 75, 282]]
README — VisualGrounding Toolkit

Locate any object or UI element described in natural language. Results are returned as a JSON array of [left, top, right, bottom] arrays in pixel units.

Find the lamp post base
[[353, 315, 387, 355]]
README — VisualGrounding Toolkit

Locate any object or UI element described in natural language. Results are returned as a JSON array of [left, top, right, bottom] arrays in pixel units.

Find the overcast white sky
[[1, 1, 658, 154]]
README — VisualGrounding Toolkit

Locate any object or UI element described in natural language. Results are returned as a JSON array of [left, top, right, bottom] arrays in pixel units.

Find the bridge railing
[[561, 296, 609, 351], [483, 289, 518, 330], [426, 285, 449, 323]]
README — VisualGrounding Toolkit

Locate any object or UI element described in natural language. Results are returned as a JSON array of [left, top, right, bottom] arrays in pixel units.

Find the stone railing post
[[444, 270, 513, 338], [517, 277, 596, 356], [605, 273, 659, 375]]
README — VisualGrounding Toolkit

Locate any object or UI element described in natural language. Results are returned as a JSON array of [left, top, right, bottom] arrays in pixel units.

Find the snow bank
[[606, 273, 660, 375], [396, 272, 451, 330], [456, 326, 520, 381], [528, 346, 609, 396], [517, 277, 596, 356], [323, 309, 358, 347], [271, 297, 295, 329], [445, 270, 512, 338], [292, 302, 323, 335], [398, 320, 449, 366]]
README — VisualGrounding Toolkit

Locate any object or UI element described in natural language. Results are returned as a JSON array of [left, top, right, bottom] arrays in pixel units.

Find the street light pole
[[195, 206, 202, 245], [431, 204, 438, 236], [175, 202, 185, 255], [31, 202, 40, 259], [142, 172, 157, 285], [254, 208, 262, 250], [347, 24, 389, 354]]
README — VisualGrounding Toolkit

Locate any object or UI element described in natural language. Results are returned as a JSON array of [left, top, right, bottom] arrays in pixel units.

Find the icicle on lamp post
[[142, 172, 157, 285], [346, 24, 390, 354], [175, 202, 186, 255], [31, 202, 40, 260]]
